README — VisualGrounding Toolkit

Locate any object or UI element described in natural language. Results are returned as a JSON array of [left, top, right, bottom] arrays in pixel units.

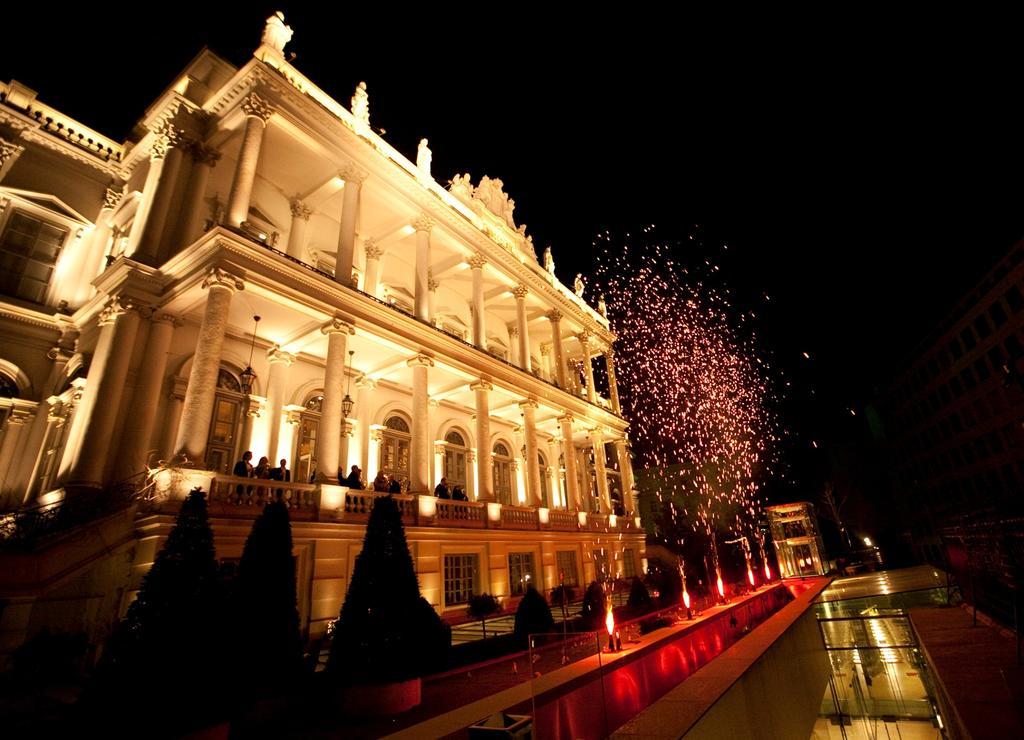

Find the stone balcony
[[160, 474, 643, 534]]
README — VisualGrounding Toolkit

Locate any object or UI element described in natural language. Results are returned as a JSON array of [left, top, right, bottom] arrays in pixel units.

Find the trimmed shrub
[[467, 593, 501, 640], [327, 495, 451, 684], [627, 576, 652, 609], [580, 581, 607, 630], [513, 586, 555, 644]]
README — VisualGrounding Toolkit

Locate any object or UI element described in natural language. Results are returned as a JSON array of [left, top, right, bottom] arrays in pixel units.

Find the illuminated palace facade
[[0, 13, 644, 652]]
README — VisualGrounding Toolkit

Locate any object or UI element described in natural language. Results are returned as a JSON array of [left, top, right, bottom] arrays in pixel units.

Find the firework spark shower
[[593, 227, 782, 583]]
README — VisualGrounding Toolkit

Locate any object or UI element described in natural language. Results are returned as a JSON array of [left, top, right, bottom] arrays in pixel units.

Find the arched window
[[205, 367, 243, 474], [296, 392, 324, 483], [493, 442, 513, 505], [381, 414, 411, 489], [0, 374, 19, 399], [443, 430, 468, 493]]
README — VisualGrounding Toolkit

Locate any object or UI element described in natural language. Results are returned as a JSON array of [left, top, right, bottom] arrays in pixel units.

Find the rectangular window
[[556, 550, 579, 587], [1006, 284, 1023, 313], [0, 211, 68, 304], [443, 553, 479, 606], [621, 548, 636, 579], [508, 552, 536, 596], [989, 301, 1008, 327]]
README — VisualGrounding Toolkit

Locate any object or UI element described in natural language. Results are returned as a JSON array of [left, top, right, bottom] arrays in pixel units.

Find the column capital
[[290, 199, 312, 220], [267, 346, 296, 365], [191, 142, 221, 167], [364, 238, 384, 260], [355, 374, 378, 390], [0, 137, 24, 169], [150, 122, 194, 160], [244, 396, 263, 418], [518, 399, 539, 411], [202, 266, 245, 293], [587, 426, 606, 439], [411, 213, 435, 233], [428, 269, 439, 292], [557, 413, 574, 425], [241, 91, 275, 123], [428, 398, 439, 409], [508, 325, 519, 339], [540, 343, 551, 357], [7, 407, 35, 425], [321, 316, 354, 335], [407, 353, 434, 368], [576, 330, 593, 346], [97, 295, 134, 325], [468, 252, 487, 270], [546, 309, 563, 323], [512, 284, 529, 300], [47, 346, 73, 363], [338, 162, 369, 185], [103, 185, 124, 211], [470, 379, 493, 392]]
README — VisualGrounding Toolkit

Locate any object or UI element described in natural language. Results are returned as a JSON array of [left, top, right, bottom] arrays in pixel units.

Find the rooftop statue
[[351, 82, 370, 133], [448, 172, 474, 203], [574, 273, 586, 298], [598, 294, 607, 317], [416, 138, 432, 180], [261, 12, 293, 55], [543, 246, 555, 275]]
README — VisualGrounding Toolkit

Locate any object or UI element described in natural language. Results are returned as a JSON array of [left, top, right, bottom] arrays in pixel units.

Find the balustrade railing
[[436, 499, 486, 526], [501, 505, 539, 530], [549, 510, 581, 531], [209, 475, 317, 518]]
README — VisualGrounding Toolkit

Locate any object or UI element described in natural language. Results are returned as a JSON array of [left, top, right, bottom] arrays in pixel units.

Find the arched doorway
[[443, 429, 469, 495], [296, 393, 323, 484], [381, 414, 411, 490], [205, 368, 244, 474], [493, 441, 513, 505]]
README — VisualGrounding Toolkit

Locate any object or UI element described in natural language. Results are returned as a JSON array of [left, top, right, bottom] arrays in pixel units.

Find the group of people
[[233, 451, 291, 481], [432, 477, 468, 501]]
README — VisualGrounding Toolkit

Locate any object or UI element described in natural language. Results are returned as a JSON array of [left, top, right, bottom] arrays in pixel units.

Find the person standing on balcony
[[342, 464, 363, 489], [233, 451, 254, 478], [434, 477, 450, 499], [270, 459, 290, 481], [254, 457, 272, 479], [452, 485, 467, 501], [372, 471, 389, 491]]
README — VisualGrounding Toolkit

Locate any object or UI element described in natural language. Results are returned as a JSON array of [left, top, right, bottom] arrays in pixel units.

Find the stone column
[[427, 271, 439, 326], [64, 298, 143, 487], [469, 253, 487, 348], [336, 165, 367, 287], [0, 408, 35, 503], [412, 214, 434, 322], [74, 187, 121, 306], [227, 92, 274, 227], [174, 268, 244, 463], [362, 238, 383, 297], [176, 143, 220, 249], [578, 331, 596, 403], [590, 427, 611, 513], [118, 312, 179, 479], [606, 347, 621, 413], [513, 285, 531, 372], [286, 200, 311, 261], [239, 396, 262, 460], [339, 423, 354, 475], [264, 347, 295, 462], [408, 354, 434, 494], [540, 344, 552, 383], [355, 375, 377, 476], [128, 126, 190, 263], [547, 436, 562, 508], [472, 380, 493, 501], [558, 414, 581, 510], [315, 317, 352, 483], [507, 327, 520, 367], [615, 439, 636, 513], [520, 400, 543, 508], [548, 311, 567, 388]]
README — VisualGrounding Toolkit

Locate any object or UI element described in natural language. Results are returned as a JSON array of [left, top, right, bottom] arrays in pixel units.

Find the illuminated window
[[444, 553, 479, 606], [508, 552, 535, 596], [0, 211, 68, 304], [382, 414, 411, 489], [493, 442, 513, 504], [443, 430, 468, 492], [622, 548, 636, 579], [556, 551, 579, 587]]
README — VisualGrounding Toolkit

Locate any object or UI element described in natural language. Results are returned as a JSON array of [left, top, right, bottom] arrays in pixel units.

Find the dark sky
[[4, 5, 1022, 463]]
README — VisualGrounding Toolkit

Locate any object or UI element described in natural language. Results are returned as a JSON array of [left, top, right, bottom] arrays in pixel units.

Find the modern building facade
[[0, 13, 644, 659], [873, 240, 1024, 564], [766, 502, 827, 577]]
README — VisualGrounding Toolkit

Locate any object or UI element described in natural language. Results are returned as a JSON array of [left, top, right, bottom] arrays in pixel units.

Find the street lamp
[[341, 350, 355, 418], [240, 315, 261, 395]]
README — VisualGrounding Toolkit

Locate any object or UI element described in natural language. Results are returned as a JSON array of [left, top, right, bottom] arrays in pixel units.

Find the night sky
[[4, 5, 1022, 487]]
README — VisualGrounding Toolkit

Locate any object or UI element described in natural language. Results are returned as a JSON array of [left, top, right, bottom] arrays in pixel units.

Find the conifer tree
[[234, 500, 304, 692], [580, 581, 607, 630], [327, 495, 450, 684], [513, 585, 555, 644], [82, 488, 226, 732]]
